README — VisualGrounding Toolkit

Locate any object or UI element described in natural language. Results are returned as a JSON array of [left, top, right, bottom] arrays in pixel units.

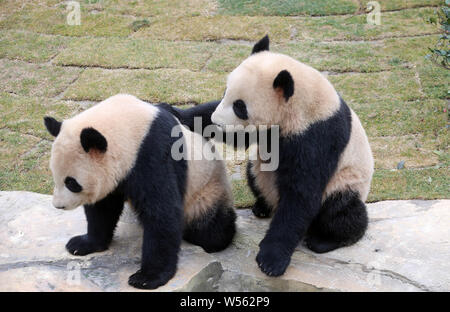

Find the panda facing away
[[43, 94, 236, 289], [166, 35, 374, 277]]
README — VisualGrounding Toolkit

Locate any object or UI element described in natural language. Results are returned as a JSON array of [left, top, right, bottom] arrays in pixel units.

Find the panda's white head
[[44, 117, 111, 210], [44, 94, 157, 211], [211, 35, 340, 135]]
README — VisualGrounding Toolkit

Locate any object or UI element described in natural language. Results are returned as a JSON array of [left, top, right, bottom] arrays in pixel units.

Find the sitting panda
[[43, 94, 236, 289], [166, 35, 374, 277]]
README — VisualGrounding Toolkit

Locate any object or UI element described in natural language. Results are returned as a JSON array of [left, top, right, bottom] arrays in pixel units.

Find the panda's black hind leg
[[183, 199, 236, 253], [246, 161, 272, 218], [305, 190, 368, 254], [252, 198, 272, 218]]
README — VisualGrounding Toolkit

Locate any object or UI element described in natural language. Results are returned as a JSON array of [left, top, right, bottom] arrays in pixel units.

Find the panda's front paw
[[252, 198, 272, 218], [66, 234, 107, 256], [256, 241, 291, 276], [128, 269, 175, 290]]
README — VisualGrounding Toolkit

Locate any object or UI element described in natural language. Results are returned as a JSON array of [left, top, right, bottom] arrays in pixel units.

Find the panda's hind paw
[[305, 235, 341, 254], [252, 199, 272, 219]]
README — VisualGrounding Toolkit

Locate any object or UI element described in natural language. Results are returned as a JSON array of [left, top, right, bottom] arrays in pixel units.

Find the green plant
[[130, 19, 150, 32], [426, 1, 449, 69]]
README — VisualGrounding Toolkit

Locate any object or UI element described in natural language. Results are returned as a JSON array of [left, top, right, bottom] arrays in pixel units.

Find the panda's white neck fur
[[51, 94, 158, 205]]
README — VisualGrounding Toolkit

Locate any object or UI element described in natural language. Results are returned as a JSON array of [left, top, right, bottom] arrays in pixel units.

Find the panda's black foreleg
[[305, 190, 368, 254], [183, 199, 236, 253], [256, 190, 322, 277], [66, 191, 124, 256], [158, 100, 220, 133], [246, 161, 272, 218], [128, 198, 183, 290]]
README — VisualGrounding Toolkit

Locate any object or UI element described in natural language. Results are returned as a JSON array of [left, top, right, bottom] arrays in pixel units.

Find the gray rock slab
[[0, 191, 221, 291], [0, 191, 448, 291]]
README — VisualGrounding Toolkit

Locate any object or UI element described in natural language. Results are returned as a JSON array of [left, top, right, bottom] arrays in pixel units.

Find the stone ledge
[[0, 191, 448, 291]]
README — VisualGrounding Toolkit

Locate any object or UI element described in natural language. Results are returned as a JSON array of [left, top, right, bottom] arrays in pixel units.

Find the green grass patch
[[134, 7, 438, 42], [368, 168, 450, 202], [130, 19, 150, 32], [0, 93, 83, 139], [330, 69, 422, 105], [103, 0, 217, 17], [230, 166, 450, 207], [232, 179, 256, 208], [418, 62, 450, 99], [366, 0, 443, 11], [0, 129, 54, 194], [0, 30, 69, 62], [207, 36, 439, 73], [357, 99, 448, 137], [54, 37, 215, 71], [63, 68, 226, 104], [217, 0, 358, 16], [0, 59, 82, 98], [0, 7, 134, 37], [370, 135, 441, 169]]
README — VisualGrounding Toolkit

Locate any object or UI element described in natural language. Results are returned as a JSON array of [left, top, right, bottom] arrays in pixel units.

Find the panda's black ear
[[80, 127, 107, 153], [251, 34, 269, 55], [44, 116, 62, 137], [273, 70, 294, 102]]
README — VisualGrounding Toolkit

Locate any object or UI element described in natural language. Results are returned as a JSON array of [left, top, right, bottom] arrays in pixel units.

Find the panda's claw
[[128, 269, 175, 290], [252, 201, 272, 219], [66, 234, 107, 256], [256, 244, 291, 277]]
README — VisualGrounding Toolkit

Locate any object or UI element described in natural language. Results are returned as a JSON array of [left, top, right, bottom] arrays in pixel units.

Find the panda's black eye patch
[[233, 99, 248, 120], [64, 176, 82, 193]]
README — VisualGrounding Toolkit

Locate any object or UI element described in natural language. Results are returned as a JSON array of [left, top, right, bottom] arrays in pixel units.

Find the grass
[[217, 0, 443, 16], [0, 0, 448, 205], [0, 59, 82, 97], [0, 7, 134, 37], [217, 0, 358, 16], [63, 68, 226, 104], [0, 30, 68, 62], [368, 0, 443, 11], [133, 7, 438, 42], [54, 37, 216, 71]]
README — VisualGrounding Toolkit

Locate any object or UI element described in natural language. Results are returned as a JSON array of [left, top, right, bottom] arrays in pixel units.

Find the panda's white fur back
[[179, 124, 233, 221], [324, 110, 374, 202]]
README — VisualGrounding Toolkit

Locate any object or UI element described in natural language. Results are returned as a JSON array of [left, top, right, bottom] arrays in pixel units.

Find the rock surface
[[0, 191, 449, 292]]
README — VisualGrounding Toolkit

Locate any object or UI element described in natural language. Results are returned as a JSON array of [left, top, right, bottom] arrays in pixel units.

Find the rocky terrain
[[0, 191, 448, 291]]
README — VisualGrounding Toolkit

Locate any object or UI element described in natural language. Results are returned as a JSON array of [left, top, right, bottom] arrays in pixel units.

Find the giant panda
[[43, 94, 236, 289], [166, 35, 374, 277]]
